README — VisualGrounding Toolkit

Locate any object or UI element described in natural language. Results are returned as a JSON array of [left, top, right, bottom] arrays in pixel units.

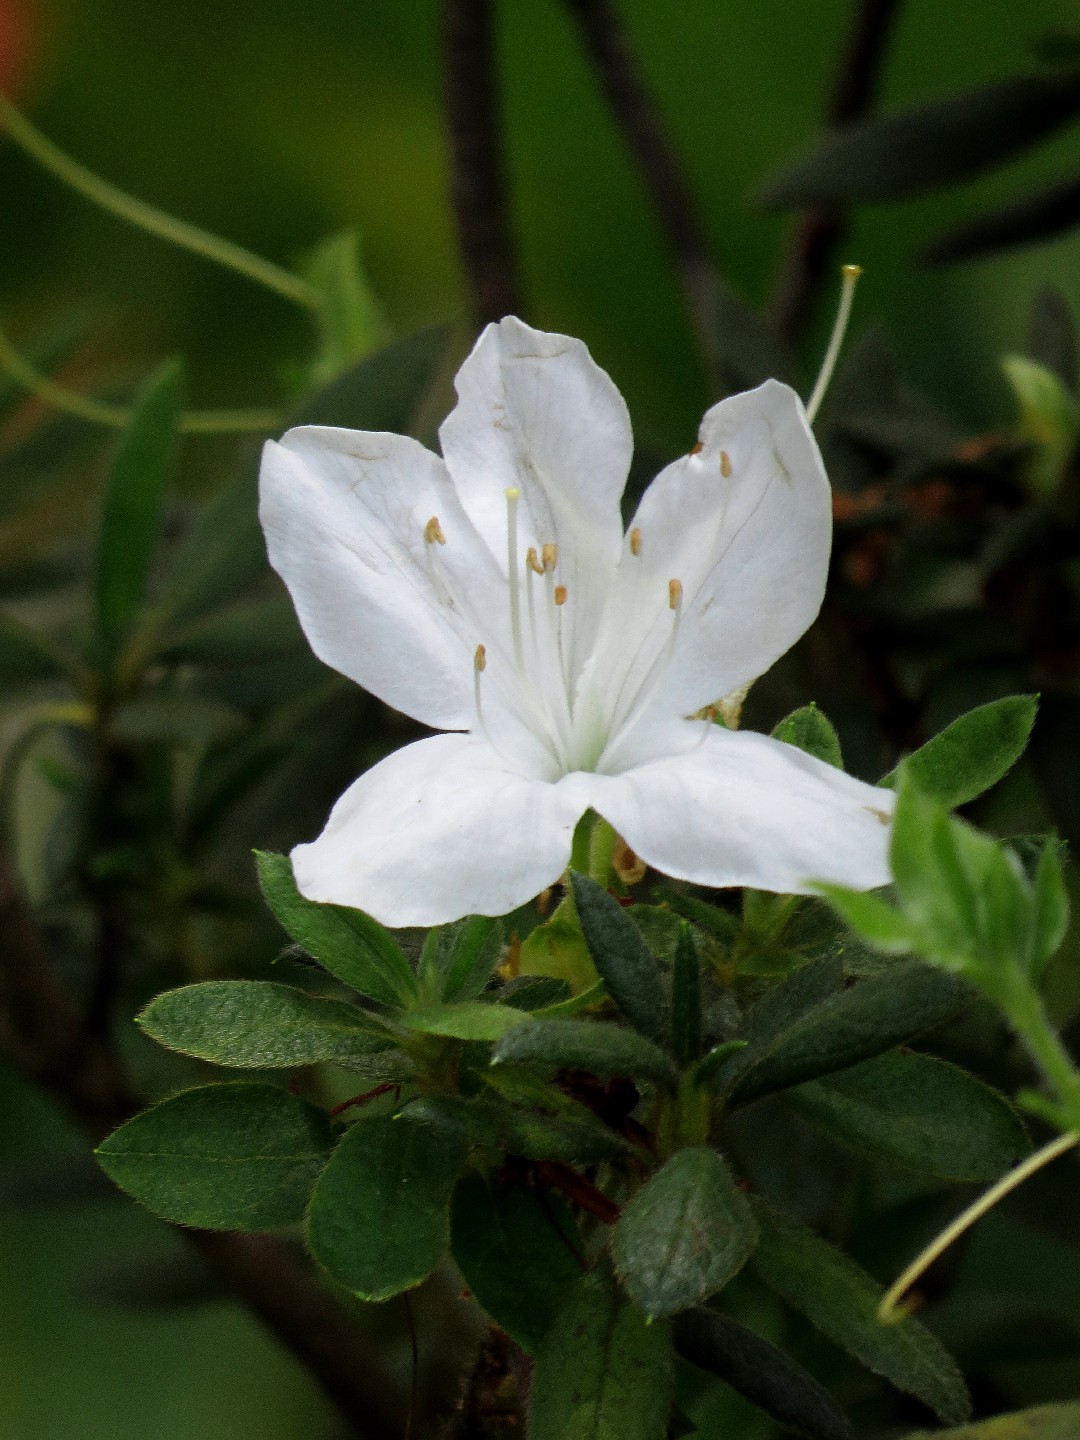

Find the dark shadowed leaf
[[0, 611, 86, 686], [904, 1402, 1080, 1438], [138, 981, 389, 1068], [612, 1148, 757, 1317], [95, 1083, 333, 1230], [529, 1268, 674, 1440], [288, 323, 449, 430], [570, 872, 668, 1043], [671, 923, 702, 1067], [307, 1113, 465, 1301], [761, 72, 1080, 206], [1027, 286, 1079, 392], [451, 1173, 582, 1354], [673, 1308, 854, 1440], [159, 595, 303, 666], [750, 1198, 970, 1424], [924, 176, 1080, 268], [493, 1018, 678, 1089]]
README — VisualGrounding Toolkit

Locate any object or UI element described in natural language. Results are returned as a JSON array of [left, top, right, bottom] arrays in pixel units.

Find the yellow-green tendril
[[878, 1129, 1079, 1322], [0, 324, 278, 434], [0, 91, 320, 312]]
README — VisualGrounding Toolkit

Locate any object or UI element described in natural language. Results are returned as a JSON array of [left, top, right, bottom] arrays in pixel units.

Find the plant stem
[[0, 91, 320, 311]]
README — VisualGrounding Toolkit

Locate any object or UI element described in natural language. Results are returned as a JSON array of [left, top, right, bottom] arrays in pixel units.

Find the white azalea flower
[[259, 317, 893, 927]]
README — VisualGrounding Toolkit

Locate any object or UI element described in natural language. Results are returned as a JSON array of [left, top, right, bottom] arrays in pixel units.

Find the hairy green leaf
[[772, 705, 843, 769], [612, 1149, 757, 1317], [400, 1002, 528, 1041], [306, 1113, 464, 1301], [570, 872, 668, 1043], [138, 981, 388, 1068], [95, 1083, 332, 1230], [493, 1018, 678, 1089], [671, 923, 702, 1067], [439, 915, 504, 1002], [881, 697, 1038, 808], [750, 1199, 970, 1424]]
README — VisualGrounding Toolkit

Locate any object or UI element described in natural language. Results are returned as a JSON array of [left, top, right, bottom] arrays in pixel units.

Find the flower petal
[[588, 722, 894, 893], [586, 380, 831, 735], [439, 317, 632, 677], [292, 733, 594, 926], [260, 425, 514, 732]]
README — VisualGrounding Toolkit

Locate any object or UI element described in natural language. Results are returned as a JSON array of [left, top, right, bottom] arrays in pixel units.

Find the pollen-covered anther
[[526, 546, 544, 576], [474, 643, 487, 673], [554, 585, 568, 606], [720, 450, 732, 478], [668, 578, 683, 612], [629, 527, 642, 556], [690, 441, 704, 456], [424, 515, 446, 545], [541, 542, 558, 572]]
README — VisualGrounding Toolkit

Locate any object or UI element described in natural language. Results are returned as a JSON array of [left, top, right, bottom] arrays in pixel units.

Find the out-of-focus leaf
[[710, 281, 796, 391], [786, 1050, 1029, 1181], [74, 1251, 225, 1311], [924, 176, 1080, 269], [450, 1173, 581, 1354], [1026, 286, 1079, 392], [1002, 356, 1080, 497], [138, 980, 389, 1068], [287, 323, 449, 431], [570, 871, 668, 1043], [1029, 839, 1070, 977], [612, 1148, 757, 1317], [673, 1309, 855, 1440], [158, 595, 303, 666], [492, 1017, 678, 1089], [761, 71, 1080, 206], [881, 696, 1038, 808], [95, 1083, 333, 1230], [302, 230, 386, 390], [306, 1113, 464, 1301], [255, 850, 418, 1008], [109, 694, 245, 747], [528, 1268, 674, 1440], [772, 705, 843, 768], [95, 360, 183, 660], [750, 1198, 970, 1425], [0, 611, 86, 685], [904, 1402, 1080, 1438]]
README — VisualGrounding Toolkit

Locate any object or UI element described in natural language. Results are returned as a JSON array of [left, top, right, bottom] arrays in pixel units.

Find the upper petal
[[585, 380, 831, 735], [439, 317, 632, 678], [292, 732, 594, 926], [260, 425, 515, 732], [587, 722, 894, 894]]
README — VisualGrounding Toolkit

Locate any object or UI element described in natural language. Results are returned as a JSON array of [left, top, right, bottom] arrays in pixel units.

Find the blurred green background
[[5, 0, 1080, 1435]]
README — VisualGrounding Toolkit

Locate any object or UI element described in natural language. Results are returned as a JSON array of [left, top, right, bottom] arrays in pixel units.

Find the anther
[[720, 451, 732, 478], [424, 516, 446, 545], [542, 542, 557, 572], [505, 487, 521, 501], [526, 546, 544, 576], [690, 441, 704, 456], [629, 527, 642, 556], [554, 585, 568, 606], [668, 578, 683, 611], [474, 644, 487, 673]]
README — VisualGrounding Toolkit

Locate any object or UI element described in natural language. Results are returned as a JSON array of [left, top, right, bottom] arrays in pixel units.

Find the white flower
[[259, 317, 893, 927]]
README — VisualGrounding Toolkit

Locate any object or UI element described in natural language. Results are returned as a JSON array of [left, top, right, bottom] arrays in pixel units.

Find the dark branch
[[442, 0, 523, 326], [769, 0, 904, 348], [560, 0, 723, 390], [0, 847, 404, 1440]]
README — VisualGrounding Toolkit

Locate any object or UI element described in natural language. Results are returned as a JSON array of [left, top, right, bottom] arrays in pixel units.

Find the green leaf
[[691, 1039, 749, 1088], [405, 1088, 631, 1164], [750, 1198, 970, 1425], [159, 595, 303, 667], [612, 1148, 757, 1317], [923, 178, 1080, 270], [671, 923, 702, 1067], [400, 1002, 529, 1042], [761, 71, 1080, 207], [772, 704, 843, 769], [287, 323, 449, 431], [673, 1308, 855, 1440], [450, 1173, 582, 1355], [529, 1269, 674, 1440], [1027, 285, 1078, 392], [786, 1051, 1029, 1181], [138, 981, 389, 1069], [423, 915, 503, 1003], [302, 230, 386, 390], [95, 1083, 333, 1230], [728, 958, 965, 1105], [1029, 840, 1070, 978], [904, 1402, 1080, 1439], [881, 697, 1038, 808], [817, 887, 917, 953], [570, 872, 668, 1043], [109, 694, 245, 748], [1003, 355, 1080, 497], [306, 1113, 465, 1301], [501, 975, 574, 1011], [96, 360, 184, 659], [0, 611, 85, 685], [255, 851, 417, 1008], [493, 1018, 678, 1090]]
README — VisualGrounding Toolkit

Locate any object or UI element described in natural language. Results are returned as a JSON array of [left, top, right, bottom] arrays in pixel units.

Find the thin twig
[[769, 0, 904, 347], [560, 0, 722, 390], [0, 846, 405, 1440], [442, 0, 523, 325]]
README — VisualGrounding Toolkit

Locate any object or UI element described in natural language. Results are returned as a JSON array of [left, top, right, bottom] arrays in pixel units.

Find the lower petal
[[589, 724, 894, 893], [291, 733, 593, 927]]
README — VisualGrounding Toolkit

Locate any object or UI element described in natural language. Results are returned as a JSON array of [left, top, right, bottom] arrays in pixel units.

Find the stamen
[[542, 542, 557, 573], [720, 451, 732, 478], [504, 488, 527, 679], [629, 527, 642, 556], [526, 546, 544, 575], [474, 643, 487, 672], [690, 441, 704, 456], [668, 578, 683, 612], [424, 515, 446, 545], [473, 644, 489, 739], [805, 263, 862, 426], [554, 585, 568, 606]]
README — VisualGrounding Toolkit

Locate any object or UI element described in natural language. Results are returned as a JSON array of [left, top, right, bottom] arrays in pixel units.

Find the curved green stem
[[0, 91, 320, 311], [0, 324, 278, 433]]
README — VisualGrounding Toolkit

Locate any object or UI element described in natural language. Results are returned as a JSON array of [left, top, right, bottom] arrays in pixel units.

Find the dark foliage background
[[3, 1, 1080, 1436]]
